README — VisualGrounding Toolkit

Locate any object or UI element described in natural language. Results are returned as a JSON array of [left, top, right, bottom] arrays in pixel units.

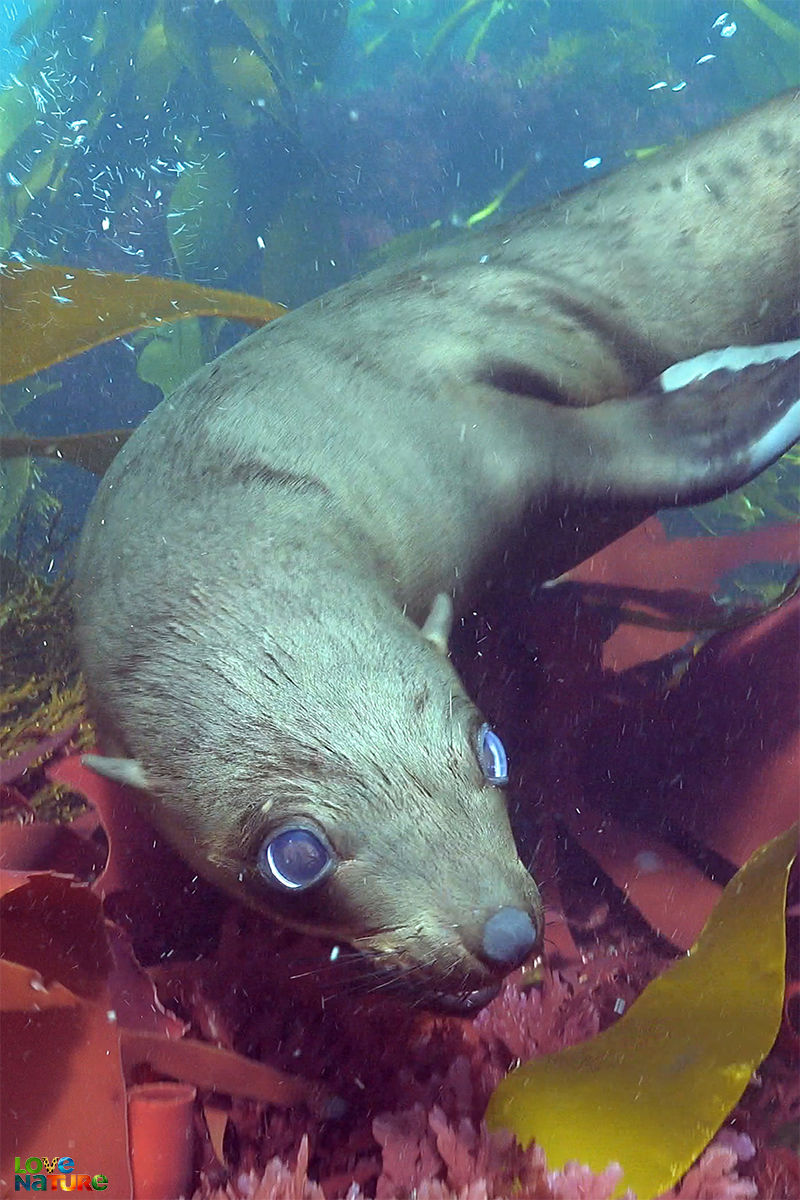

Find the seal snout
[[479, 905, 538, 971]]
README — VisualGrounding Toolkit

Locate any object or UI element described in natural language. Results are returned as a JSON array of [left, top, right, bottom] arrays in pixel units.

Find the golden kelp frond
[[486, 825, 797, 1199], [0, 263, 286, 385]]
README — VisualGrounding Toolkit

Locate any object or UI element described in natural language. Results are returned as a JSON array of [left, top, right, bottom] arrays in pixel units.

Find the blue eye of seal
[[477, 723, 509, 785], [258, 826, 333, 891]]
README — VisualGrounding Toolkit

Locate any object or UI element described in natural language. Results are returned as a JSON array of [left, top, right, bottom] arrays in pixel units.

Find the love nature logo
[[12, 1155, 109, 1192]]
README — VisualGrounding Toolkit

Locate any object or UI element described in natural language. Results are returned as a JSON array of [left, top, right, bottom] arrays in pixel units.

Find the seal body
[[73, 91, 800, 1011]]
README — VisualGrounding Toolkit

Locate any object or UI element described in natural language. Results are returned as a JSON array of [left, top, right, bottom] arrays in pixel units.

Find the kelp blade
[[486, 825, 798, 1199], [740, 0, 800, 46], [0, 263, 286, 384], [0, 429, 130, 474]]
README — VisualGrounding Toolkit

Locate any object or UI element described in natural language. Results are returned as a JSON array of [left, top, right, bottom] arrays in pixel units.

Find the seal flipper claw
[[564, 341, 800, 506]]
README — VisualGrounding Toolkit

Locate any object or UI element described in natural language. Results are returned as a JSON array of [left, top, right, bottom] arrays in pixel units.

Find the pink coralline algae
[[197, 1126, 763, 1200], [669, 1138, 757, 1200], [185, 924, 780, 1200]]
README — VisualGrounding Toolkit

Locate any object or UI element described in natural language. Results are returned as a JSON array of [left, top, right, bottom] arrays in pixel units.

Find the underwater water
[[1, 2, 799, 1199]]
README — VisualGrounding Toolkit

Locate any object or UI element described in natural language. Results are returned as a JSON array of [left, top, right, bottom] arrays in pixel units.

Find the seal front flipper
[[555, 341, 800, 506]]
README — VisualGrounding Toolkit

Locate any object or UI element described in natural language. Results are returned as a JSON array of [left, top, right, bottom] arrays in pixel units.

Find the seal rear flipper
[[561, 341, 800, 507]]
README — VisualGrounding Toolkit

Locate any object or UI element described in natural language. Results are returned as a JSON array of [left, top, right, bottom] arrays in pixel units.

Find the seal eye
[[258, 826, 333, 892], [477, 723, 509, 786]]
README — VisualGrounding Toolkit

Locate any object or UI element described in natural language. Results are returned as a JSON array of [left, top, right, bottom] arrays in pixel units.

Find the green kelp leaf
[[740, 0, 800, 46], [1, 377, 61, 427], [723, 3, 800, 95], [10, 142, 60, 225], [209, 44, 279, 100], [136, 318, 206, 400], [464, 0, 505, 63], [464, 166, 529, 228], [226, 0, 277, 50], [166, 150, 238, 280], [0, 79, 38, 163], [257, 191, 346, 305], [486, 825, 798, 1200], [162, 1, 207, 81], [132, 9, 182, 114], [209, 44, 283, 125], [0, 263, 285, 385], [663, 446, 800, 539], [426, 0, 491, 60]]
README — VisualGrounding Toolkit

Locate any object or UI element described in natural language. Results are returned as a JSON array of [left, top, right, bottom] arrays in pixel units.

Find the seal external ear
[[559, 341, 800, 507], [82, 754, 149, 790], [420, 592, 454, 655]]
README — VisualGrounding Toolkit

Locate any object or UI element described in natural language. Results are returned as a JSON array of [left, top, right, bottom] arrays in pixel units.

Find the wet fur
[[74, 91, 799, 1007]]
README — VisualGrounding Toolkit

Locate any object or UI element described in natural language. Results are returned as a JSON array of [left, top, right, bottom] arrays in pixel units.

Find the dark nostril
[[481, 906, 537, 969]]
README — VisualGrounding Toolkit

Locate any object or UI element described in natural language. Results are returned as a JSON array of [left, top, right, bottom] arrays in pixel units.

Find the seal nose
[[480, 905, 538, 970]]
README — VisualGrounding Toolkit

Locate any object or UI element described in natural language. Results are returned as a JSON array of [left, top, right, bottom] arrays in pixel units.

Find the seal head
[[82, 561, 543, 1013]]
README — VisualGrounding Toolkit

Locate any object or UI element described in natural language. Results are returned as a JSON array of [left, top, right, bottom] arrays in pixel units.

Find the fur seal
[[73, 90, 800, 1013]]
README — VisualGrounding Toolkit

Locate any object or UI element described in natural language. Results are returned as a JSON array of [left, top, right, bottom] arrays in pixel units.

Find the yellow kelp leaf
[[486, 825, 798, 1200], [0, 263, 285, 385]]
